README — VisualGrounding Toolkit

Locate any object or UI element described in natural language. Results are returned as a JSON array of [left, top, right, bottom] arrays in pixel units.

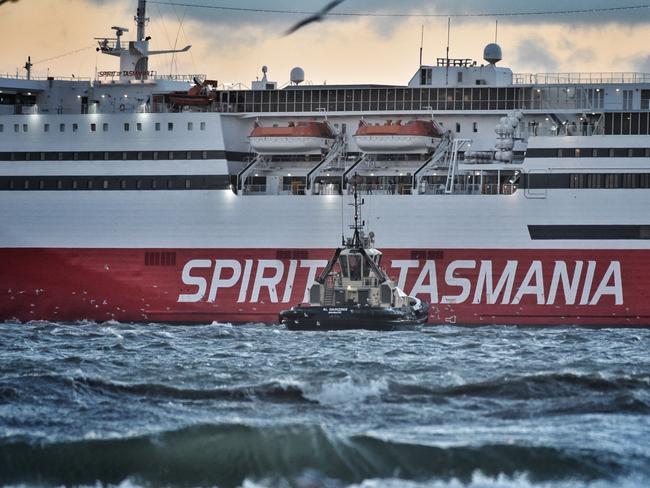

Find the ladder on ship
[[323, 286, 335, 306], [341, 155, 366, 191], [237, 154, 266, 193], [412, 132, 452, 194], [444, 138, 472, 194], [307, 136, 346, 193]]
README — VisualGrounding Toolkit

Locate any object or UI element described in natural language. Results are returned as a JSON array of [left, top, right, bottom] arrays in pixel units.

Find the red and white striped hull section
[[2, 248, 648, 326]]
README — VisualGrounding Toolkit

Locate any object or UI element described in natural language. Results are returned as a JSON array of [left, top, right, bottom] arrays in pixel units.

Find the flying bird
[[285, 0, 345, 36]]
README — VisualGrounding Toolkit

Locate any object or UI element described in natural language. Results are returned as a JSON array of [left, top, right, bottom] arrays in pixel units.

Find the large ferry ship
[[1, 0, 649, 326]]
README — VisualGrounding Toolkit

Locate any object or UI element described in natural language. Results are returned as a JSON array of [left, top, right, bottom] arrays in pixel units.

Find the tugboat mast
[[350, 174, 364, 248]]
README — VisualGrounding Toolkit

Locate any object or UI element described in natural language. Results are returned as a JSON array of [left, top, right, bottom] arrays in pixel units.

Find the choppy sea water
[[0, 322, 649, 488]]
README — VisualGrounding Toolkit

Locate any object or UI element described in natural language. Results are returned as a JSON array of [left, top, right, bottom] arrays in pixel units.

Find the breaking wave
[[0, 423, 635, 487]]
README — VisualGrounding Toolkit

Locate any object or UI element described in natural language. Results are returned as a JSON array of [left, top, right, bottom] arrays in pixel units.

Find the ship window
[[23, 124, 28, 132], [136, 180, 142, 190], [121, 180, 126, 190], [87, 180, 93, 190], [102, 123, 108, 132], [60, 123, 65, 132], [348, 254, 361, 281], [72, 180, 78, 190], [72, 123, 78, 133], [39, 180, 44, 190], [44, 124, 49, 133], [23, 180, 29, 190], [456, 123, 461, 133], [457, 72, 463, 83], [167, 179, 173, 189], [473, 122, 478, 133], [57, 179, 64, 189], [136, 123, 142, 131], [155, 122, 161, 131], [90, 123, 96, 132], [200, 122, 206, 131], [168, 122, 174, 131], [103, 180, 109, 189], [124, 123, 130, 132], [187, 122, 193, 131], [185, 179, 191, 189], [14, 124, 18, 133], [151, 179, 157, 190], [339, 255, 349, 278]]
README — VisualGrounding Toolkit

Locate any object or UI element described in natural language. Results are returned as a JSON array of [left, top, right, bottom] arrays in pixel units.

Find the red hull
[[1, 248, 649, 326]]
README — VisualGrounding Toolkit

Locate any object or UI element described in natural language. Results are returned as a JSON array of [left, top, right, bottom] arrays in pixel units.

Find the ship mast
[[136, 0, 149, 42], [350, 174, 364, 248]]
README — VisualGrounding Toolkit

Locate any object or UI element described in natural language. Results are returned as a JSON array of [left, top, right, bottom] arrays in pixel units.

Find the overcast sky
[[2, 0, 650, 85]]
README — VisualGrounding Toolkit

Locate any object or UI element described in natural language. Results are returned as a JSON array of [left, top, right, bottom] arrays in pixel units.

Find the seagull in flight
[[285, 0, 345, 36]]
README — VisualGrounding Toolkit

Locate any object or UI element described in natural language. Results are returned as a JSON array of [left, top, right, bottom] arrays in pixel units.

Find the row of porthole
[[0, 121, 208, 134]]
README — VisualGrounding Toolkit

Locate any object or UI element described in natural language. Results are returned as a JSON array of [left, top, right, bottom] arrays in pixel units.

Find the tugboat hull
[[279, 304, 429, 331]]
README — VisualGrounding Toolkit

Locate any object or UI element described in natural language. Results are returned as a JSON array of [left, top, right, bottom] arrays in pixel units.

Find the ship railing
[[532, 124, 604, 137], [149, 74, 206, 82], [355, 184, 412, 195], [514, 72, 650, 85], [0, 73, 92, 81], [481, 184, 518, 195], [243, 184, 268, 194], [362, 277, 380, 287]]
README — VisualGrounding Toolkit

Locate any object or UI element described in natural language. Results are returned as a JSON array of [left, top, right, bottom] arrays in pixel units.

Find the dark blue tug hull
[[279, 303, 430, 331]]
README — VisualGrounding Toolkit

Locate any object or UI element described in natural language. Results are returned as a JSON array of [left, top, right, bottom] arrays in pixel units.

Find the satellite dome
[[483, 43, 503, 65], [290, 67, 305, 85]]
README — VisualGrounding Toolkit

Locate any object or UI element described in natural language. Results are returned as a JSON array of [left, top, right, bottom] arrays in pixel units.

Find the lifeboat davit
[[354, 119, 444, 154], [168, 78, 218, 107], [249, 121, 335, 155]]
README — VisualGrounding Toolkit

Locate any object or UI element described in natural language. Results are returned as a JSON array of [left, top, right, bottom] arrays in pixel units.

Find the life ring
[[119, 104, 126, 112]]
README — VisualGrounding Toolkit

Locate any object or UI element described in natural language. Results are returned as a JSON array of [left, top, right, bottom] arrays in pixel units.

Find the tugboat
[[279, 178, 429, 331]]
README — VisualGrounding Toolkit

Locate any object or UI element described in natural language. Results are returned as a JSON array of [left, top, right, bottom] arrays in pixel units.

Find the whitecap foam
[[304, 377, 388, 405]]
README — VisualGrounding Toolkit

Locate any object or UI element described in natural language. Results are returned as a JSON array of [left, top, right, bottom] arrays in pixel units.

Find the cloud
[[91, 0, 650, 32], [513, 38, 559, 72]]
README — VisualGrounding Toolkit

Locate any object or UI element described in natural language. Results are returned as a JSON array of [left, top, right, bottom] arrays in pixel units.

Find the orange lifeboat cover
[[355, 119, 443, 138], [250, 121, 334, 139]]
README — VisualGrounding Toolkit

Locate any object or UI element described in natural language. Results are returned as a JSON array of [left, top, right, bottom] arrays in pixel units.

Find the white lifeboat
[[354, 119, 444, 154], [249, 121, 335, 155]]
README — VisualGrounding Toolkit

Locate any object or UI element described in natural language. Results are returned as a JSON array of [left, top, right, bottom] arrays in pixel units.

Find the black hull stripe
[[528, 225, 650, 240]]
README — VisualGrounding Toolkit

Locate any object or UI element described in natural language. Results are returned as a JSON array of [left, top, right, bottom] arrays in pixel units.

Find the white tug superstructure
[[1, 1, 649, 326]]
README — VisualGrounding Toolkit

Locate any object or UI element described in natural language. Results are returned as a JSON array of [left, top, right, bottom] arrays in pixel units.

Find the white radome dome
[[484, 43, 503, 64], [290, 67, 305, 85]]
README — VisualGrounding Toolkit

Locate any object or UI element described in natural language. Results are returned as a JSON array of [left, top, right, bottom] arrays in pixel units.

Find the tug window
[[348, 254, 362, 281], [200, 122, 206, 131], [339, 255, 349, 278]]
